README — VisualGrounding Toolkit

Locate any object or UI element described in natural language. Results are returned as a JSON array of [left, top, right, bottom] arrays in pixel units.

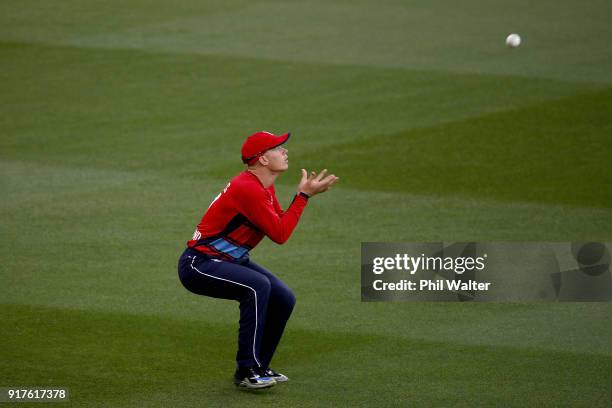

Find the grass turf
[[1, 303, 610, 407], [1, 1, 611, 406]]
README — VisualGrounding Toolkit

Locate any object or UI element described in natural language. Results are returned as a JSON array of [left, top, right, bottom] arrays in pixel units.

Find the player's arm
[[269, 184, 284, 215], [236, 169, 339, 244], [237, 188, 308, 244]]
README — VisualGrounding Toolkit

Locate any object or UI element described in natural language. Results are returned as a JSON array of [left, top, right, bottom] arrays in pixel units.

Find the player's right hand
[[297, 169, 339, 197]]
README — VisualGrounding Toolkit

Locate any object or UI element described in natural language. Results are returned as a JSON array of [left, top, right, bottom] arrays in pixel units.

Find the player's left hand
[[297, 169, 339, 197]]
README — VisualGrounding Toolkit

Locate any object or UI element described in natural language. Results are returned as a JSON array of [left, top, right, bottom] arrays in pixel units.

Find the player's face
[[263, 145, 289, 172]]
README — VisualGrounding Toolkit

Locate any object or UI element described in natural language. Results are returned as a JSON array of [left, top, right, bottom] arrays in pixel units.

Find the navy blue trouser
[[178, 248, 296, 369]]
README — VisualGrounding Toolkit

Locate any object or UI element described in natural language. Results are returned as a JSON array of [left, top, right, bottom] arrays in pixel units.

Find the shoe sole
[[234, 379, 276, 389]]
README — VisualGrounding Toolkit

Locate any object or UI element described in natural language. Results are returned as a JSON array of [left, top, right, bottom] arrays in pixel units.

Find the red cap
[[241, 131, 291, 164]]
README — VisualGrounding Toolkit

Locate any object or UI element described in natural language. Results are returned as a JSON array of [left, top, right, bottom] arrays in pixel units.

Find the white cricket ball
[[506, 33, 521, 48]]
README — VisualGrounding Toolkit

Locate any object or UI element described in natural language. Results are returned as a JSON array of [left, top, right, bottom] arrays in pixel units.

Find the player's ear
[[258, 154, 269, 166]]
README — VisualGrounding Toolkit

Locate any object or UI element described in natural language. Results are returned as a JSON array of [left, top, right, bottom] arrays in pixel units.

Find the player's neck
[[247, 167, 279, 188]]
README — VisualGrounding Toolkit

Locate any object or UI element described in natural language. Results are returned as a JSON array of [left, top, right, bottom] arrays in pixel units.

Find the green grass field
[[1, 1, 611, 406]]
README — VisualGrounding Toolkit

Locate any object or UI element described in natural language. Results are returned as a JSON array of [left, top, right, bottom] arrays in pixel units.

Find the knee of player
[[284, 289, 296, 309], [254, 276, 272, 295]]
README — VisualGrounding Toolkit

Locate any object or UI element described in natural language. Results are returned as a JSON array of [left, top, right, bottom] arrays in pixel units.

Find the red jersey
[[187, 171, 309, 261]]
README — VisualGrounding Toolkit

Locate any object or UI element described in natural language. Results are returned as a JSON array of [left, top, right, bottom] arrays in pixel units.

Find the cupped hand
[[297, 169, 339, 197]]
